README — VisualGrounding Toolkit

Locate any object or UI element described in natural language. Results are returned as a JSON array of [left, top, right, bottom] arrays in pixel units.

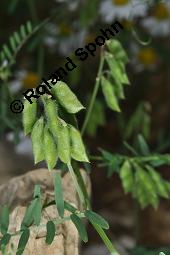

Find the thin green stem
[[92, 222, 120, 255], [73, 161, 91, 209], [67, 163, 85, 206], [81, 50, 105, 136]]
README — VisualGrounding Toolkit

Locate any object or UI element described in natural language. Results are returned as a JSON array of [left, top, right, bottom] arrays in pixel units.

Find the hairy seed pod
[[44, 124, 58, 170], [31, 117, 44, 164], [43, 98, 59, 140], [51, 81, 85, 114], [69, 125, 89, 162], [23, 99, 37, 135], [57, 121, 71, 164]]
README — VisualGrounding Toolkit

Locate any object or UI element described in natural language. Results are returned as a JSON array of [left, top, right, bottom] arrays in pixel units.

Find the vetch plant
[[0, 38, 130, 254]]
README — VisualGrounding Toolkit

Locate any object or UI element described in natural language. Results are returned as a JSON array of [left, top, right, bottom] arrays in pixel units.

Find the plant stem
[[81, 50, 104, 136], [92, 222, 119, 255], [67, 163, 86, 206], [73, 161, 91, 209]]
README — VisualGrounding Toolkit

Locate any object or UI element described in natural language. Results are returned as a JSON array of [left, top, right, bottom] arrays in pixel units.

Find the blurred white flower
[[7, 132, 33, 158], [9, 70, 26, 94], [54, 0, 79, 11], [130, 44, 159, 72], [57, 29, 87, 56], [100, 0, 148, 22], [9, 70, 39, 94], [44, 22, 87, 56], [142, 1, 170, 37]]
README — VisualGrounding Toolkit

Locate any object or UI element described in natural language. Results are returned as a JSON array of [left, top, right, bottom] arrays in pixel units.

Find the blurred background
[[0, 0, 170, 254]]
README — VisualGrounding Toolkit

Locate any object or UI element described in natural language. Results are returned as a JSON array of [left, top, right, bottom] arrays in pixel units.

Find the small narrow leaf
[[64, 201, 77, 213], [0, 233, 11, 249], [0, 206, 9, 235], [54, 173, 64, 218], [137, 134, 150, 156], [20, 25, 26, 39], [16, 228, 30, 255], [147, 166, 169, 198], [3, 45, 12, 60], [33, 185, 41, 198], [33, 185, 42, 226], [134, 164, 159, 208], [14, 32, 20, 44], [9, 36, 16, 51], [120, 160, 134, 193], [46, 221, 56, 245], [26, 21, 32, 33], [85, 210, 109, 230], [70, 214, 88, 242]]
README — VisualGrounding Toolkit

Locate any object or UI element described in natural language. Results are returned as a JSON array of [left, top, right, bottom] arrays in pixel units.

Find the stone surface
[[0, 168, 91, 255]]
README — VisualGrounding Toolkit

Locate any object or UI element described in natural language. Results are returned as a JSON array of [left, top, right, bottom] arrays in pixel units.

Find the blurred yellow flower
[[153, 3, 170, 20], [113, 0, 129, 6], [85, 33, 96, 44], [138, 48, 158, 66], [121, 19, 133, 30], [22, 72, 39, 89], [59, 23, 72, 36]]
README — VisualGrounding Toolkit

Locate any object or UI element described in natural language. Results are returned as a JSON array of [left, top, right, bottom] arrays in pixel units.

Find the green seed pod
[[57, 121, 71, 164], [69, 125, 89, 162], [43, 98, 59, 140], [44, 125, 58, 171], [23, 99, 37, 135], [51, 81, 85, 114], [31, 117, 44, 164]]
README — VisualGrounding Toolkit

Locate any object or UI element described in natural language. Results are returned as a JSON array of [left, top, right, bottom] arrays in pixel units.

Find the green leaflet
[[23, 99, 37, 135], [120, 160, 134, 193], [43, 98, 59, 140], [21, 186, 41, 228], [137, 134, 150, 156], [33, 185, 42, 226], [70, 214, 88, 243], [21, 199, 39, 228], [0, 233, 11, 250], [51, 81, 85, 114], [54, 173, 64, 218], [44, 125, 58, 170], [0, 206, 9, 235], [134, 165, 159, 209], [64, 201, 77, 214], [69, 125, 89, 162], [85, 210, 109, 230], [147, 165, 169, 199], [57, 121, 71, 164], [46, 221, 56, 245], [101, 77, 120, 112], [31, 117, 44, 164], [16, 228, 30, 255], [134, 170, 150, 208]]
